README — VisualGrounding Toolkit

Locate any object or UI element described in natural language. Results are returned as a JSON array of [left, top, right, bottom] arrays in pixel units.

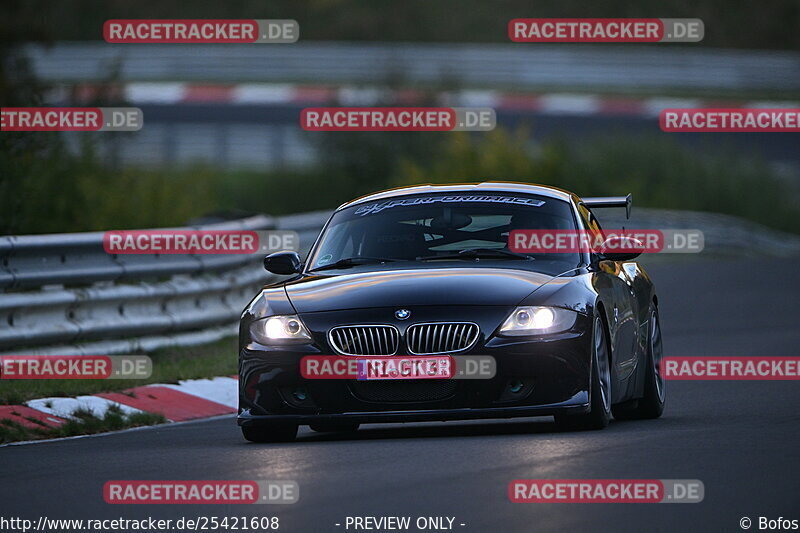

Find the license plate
[[357, 356, 453, 380]]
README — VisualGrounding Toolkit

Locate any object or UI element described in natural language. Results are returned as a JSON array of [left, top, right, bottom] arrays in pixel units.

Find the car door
[[580, 205, 640, 388]]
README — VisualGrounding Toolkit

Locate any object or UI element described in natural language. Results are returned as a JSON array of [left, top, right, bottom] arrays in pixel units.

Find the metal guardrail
[[21, 42, 800, 93], [3, 205, 798, 356], [0, 212, 330, 355], [0, 215, 275, 290]]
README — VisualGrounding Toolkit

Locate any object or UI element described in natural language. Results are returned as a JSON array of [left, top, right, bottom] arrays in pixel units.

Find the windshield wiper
[[308, 256, 403, 272], [418, 248, 534, 261]]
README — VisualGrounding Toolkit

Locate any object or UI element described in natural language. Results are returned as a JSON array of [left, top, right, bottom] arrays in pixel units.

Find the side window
[[577, 204, 601, 229], [588, 211, 604, 235], [314, 222, 358, 265], [577, 203, 605, 243]]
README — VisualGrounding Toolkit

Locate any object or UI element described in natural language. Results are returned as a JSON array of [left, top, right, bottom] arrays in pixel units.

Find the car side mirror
[[264, 251, 302, 275], [596, 235, 644, 262]]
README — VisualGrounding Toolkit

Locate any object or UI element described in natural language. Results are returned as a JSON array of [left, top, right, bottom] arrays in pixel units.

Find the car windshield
[[307, 192, 583, 274]]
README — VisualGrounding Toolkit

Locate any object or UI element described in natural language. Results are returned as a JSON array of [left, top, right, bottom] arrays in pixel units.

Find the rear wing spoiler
[[582, 193, 632, 219]]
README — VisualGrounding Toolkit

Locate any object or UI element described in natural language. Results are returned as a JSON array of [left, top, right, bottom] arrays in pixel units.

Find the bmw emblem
[[395, 309, 411, 320]]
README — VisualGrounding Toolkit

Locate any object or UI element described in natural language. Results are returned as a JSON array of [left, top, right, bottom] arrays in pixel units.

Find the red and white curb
[[0, 376, 238, 432], [50, 83, 799, 118]]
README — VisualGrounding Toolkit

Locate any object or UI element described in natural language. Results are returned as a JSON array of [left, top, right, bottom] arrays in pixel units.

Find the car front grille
[[350, 380, 457, 402], [328, 325, 400, 355], [406, 322, 479, 355]]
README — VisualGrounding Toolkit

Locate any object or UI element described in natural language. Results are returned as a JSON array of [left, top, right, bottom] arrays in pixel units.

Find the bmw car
[[238, 183, 665, 442]]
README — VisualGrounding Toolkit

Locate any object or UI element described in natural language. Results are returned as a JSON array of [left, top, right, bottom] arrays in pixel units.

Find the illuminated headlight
[[498, 306, 577, 336], [250, 315, 312, 344]]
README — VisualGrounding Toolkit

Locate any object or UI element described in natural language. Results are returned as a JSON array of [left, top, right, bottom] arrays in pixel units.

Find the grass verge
[[5, 127, 799, 236], [0, 405, 166, 445]]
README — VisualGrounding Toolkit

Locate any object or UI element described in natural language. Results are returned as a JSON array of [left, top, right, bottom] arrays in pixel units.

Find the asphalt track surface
[[2, 257, 799, 533]]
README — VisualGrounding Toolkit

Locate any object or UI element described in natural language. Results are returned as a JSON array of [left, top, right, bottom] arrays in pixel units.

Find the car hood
[[284, 267, 556, 313]]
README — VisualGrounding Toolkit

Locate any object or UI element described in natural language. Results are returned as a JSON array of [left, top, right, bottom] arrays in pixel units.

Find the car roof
[[337, 182, 578, 211]]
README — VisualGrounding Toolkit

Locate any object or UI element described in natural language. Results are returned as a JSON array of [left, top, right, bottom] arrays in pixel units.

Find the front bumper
[[238, 311, 593, 427], [238, 394, 589, 426]]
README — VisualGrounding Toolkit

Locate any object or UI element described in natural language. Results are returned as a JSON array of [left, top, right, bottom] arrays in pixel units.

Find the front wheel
[[555, 314, 611, 431], [241, 423, 298, 443]]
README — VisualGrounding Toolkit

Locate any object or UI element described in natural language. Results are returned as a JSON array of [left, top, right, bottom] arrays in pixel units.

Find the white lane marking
[[234, 83, 295, 104], [26, 396, 144, 419], [125, 82, 186, 103], [161, 377, 239, 409], [642, 98, 703, 117], [743, 100, 800, 108], [538, 93, 600, 115], [456, 90, 499, 107]]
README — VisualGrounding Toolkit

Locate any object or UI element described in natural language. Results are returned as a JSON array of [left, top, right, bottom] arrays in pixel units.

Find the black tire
[[555, 314, 611, 431], [613, 305, 665, 420], [309, 422, 360, 433], [241, 424, 298, 443]]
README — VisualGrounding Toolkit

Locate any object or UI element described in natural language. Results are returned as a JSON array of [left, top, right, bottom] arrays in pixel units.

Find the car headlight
[[250, 315, 312, 344], [498, 306, 577, 336]]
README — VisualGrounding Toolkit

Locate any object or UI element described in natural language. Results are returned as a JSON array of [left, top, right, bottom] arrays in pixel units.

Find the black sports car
[[238, 183, 665, 442]]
